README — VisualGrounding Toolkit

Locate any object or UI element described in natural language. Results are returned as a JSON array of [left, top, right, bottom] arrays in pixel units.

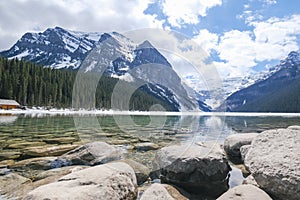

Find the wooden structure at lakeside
[[0, 99, 21, 109]]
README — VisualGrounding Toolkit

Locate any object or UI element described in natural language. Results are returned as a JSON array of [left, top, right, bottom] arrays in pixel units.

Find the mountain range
[[0, 27, 209, 112], [223, 51, 300, 112], [1, 27, 300, 112]]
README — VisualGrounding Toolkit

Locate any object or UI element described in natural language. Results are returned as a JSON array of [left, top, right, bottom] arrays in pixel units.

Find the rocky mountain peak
[[137, 40, 154, 49], [287, 50, 300, 60], [98, 33, 112, 43], [285, 50, 300, 66], [276, 50, 300, 69], [0, 27, 210, 112]]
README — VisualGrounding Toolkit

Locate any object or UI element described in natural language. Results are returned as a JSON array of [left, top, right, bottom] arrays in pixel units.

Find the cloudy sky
[[0, 0, 299, 79]]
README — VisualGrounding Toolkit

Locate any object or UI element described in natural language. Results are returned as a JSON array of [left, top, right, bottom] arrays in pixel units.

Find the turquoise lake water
[[0, 114, 299, 187]]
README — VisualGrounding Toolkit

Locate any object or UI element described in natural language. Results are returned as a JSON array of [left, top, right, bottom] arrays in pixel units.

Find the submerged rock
[[153, 142, 231, 198], [0, 159, 15, 168], [11, 157, 58, 170], [23, 162, 138, 200], [0, 151, 21, 160], [42, 137, 77, 144], [217, 185, 272, 200], [223, 133, 258, 163], [7, 141, 47, 149], [23, 144, 79, 157], [58, 141, 122, 166], [244, 128, 300, 200], [134, 142, 160, 151], [108, 139, 132, 145]]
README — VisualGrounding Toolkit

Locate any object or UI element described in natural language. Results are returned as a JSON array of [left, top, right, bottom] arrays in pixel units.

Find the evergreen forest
[[0, 57, 175, 111]]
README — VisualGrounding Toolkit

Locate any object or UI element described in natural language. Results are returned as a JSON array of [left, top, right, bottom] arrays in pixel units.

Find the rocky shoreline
[[0, 126, 299, 199]]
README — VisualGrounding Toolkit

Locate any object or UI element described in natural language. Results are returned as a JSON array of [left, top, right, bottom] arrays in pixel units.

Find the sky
[[0, 0, 299, 79]]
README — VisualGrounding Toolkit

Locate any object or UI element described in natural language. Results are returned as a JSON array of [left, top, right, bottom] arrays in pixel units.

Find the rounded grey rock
[[217, 184, 272, 200], [244, 128, 300, 200], [153, 142, 231, 197], [23, 162, 137, 200], [140, 183, 188, 200]]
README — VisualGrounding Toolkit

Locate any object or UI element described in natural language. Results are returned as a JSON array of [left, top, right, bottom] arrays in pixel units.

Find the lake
[[0, 113, 299, 188]]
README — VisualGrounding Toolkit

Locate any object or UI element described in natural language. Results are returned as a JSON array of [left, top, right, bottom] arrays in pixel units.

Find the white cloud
[[237, 9, 263, 23], [217, 30, 257, 75], [0, 0, 163, 50], [193, 29, 219, 54], [195, 14, 300, 78], [244, 4, 250, 9], [251, 15, 300, 60], [131, 12, 300, 78], [161, 0, 222, 28], [262, 0, 277, 5]]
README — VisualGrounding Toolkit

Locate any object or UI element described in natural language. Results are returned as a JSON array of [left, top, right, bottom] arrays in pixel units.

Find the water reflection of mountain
[[0, 115, 18, 124], [76, 115, 232, 144]]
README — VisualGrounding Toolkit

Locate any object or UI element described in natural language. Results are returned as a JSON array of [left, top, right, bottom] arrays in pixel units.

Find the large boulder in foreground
[[217, 185, 272, 200], [58, 141, 122, 166], [34, 165, 89, 182], [23, 162, 137, 200], [140, 183, 188, 200], [244, 128, 300, 200], [224, 133, 258, 163], [153, 142, 231, 198], [29, 166, 89, 194]]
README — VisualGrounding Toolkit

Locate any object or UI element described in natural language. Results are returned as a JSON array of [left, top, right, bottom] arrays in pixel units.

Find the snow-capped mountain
[[1, 27, 102, 69], [0, 27, 209, 111], [222, 50, 300, 112], [78, 31, 205, 111], [184, 51, 300, 110], [227, 51, 300, 94]]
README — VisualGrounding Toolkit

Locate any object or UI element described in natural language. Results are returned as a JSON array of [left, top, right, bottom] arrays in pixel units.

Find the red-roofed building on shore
[[0, 99, 21, 109]]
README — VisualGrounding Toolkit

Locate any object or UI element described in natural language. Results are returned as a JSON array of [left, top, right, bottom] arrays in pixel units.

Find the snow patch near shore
[[1, 108, 300, 117]]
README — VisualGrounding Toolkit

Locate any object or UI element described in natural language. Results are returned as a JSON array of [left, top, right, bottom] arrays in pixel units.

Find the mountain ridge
[[0, 27, 209, 112], [222, 50, 300, 112]]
